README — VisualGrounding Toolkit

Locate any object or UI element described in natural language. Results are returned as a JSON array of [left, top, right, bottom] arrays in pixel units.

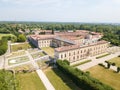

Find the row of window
[[60, 45, 107, 60]]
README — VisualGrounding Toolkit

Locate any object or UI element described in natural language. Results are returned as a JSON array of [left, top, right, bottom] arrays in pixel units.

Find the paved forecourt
[[77, 51, 120, 70]]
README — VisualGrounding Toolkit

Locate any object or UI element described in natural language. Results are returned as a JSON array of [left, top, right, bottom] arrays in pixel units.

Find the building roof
[[55, 40, 108, 52], [30, 35, 56, 40]]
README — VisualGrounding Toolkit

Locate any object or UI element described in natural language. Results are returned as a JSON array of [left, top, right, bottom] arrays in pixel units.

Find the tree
[[52, 29, 54, 34], [17, 34, 26, 42], [117, 67, 120, 73]]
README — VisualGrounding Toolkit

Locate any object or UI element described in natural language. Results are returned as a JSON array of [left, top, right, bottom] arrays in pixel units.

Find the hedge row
[[0, 38, 8, 55], [56, 60, 114, 90]]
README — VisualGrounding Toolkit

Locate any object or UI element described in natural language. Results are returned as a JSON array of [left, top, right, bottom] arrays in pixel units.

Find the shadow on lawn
[[51, 68, 82, 90]]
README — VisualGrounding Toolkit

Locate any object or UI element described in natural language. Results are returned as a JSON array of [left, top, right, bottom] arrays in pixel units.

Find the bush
[[17, 34, 26, 42], [98, 63, 105, 67], [56, 60, 114, 90], [63, 59, 70, 65], [0, 39, 8, 55], [111, 63, 116, 66]]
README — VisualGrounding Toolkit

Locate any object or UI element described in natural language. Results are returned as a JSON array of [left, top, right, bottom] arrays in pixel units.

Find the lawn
[[16, 72, 46, 90], [86, 65, 120, 90], [37, 60, 49, 68], [11, 42, 31, 52], [31, 52, 45, 59], [0, 33, 15, 40], [41, 47, 54, 57], [6, 51, 26, 58], [44, 68, 81, 90], [109, 57, 120, 67], [14, 64, 33, 71]]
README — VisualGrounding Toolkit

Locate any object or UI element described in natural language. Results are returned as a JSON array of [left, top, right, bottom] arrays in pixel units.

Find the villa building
[[28, 30, 109, 63]]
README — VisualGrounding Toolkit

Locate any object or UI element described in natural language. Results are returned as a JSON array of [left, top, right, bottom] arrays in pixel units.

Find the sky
[[0, 0, 120, 23]]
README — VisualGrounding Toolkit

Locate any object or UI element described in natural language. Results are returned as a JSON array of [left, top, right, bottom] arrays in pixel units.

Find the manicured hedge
[[0, 39, 8, 55], [56, 60, 114, 90]]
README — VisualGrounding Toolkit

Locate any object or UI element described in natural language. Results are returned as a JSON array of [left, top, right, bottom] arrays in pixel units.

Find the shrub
[[98, 63, 105, 67]]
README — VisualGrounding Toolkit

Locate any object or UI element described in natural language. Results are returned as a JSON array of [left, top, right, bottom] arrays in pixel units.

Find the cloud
[[1, 0, 61, 5]]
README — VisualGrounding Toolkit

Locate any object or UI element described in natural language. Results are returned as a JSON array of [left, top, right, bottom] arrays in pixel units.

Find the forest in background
[[0, 22, 120, 46]]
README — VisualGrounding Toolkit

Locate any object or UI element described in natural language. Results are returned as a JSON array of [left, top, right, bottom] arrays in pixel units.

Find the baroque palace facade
[[28, 30, 109, 63]]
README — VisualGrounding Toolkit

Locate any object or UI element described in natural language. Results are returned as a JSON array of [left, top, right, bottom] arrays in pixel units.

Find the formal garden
[[10, 42, 31, 52], [6, 50, 26, 58], [41, 47, 54, 58], [8, 56, 29, 65], [31, 52, 46, 59], [37, 59, 49, 69]]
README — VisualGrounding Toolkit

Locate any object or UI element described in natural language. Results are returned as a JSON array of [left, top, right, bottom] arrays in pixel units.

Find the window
[[81, 50, 82, 53], [61, 55, 63, 59], [69, 53, 71, 56], [65, 54, 66, 57], [78, 51, 79, 54]]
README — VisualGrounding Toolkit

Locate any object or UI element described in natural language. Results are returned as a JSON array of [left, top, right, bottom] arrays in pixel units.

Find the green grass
[[109, 57, 120, 67], [71, 60, 92, 67], [96, 53, 110, 59], [14, 64, 33, 71], [86, 65, 120, 90], [44, 68, 81, 90], [41, 47, 54, 58], [37, 60, 49, 67], [7, 51, 26, 58], [0, 33, 15, 40], [16, 72, 46, 90], [11, 42, 31, 52], [31, 52, 45, 59]]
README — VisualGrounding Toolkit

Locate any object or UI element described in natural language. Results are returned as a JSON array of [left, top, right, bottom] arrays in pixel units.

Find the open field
[[16, 72, 46, 90], [11, 42, 31, 52], [109, 57, 120, 67], [41, 47, 54, 57], [44, 68, 81, 90], [86, 65, 120, 90], [0, 33, 15, 40]]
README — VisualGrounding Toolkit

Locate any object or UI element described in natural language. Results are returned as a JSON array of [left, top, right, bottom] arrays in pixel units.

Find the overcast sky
[[0, 0, 120, 23]]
